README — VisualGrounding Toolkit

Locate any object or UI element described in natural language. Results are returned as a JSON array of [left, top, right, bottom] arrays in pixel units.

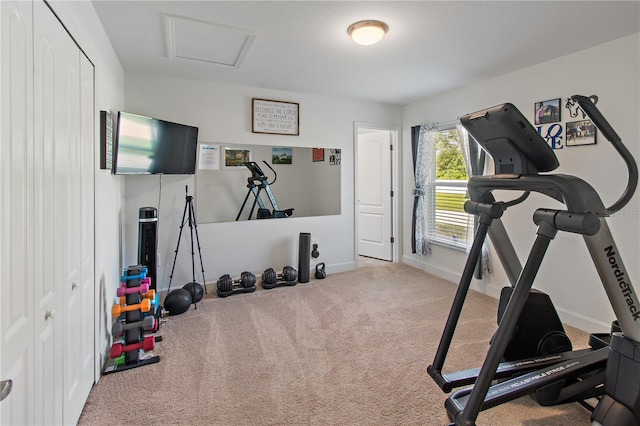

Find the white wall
[[123, 73, 401, 292], [402, 34, 640, 333], [46, 0, 125, 373]]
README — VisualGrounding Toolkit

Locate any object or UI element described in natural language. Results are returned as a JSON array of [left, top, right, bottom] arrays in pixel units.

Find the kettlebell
[[315, 263, 326, 279]]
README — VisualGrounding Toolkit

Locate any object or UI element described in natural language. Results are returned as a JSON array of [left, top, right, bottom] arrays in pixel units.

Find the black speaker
[[498, 287, 572, 361], [298, 233, 311, 283], [138, 207, 158, 290]]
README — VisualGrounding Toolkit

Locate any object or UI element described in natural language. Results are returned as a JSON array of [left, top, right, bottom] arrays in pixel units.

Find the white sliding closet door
[[2, 1, 96, 424], [1, 1, 35, 424]]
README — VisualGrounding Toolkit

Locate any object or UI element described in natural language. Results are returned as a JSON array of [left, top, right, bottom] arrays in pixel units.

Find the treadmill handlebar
[[571, 95, 638, 214], [244, 160, 278, 185]]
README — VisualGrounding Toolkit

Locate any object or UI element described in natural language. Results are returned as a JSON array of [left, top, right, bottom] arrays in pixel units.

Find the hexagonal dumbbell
[[109, 335, 155, 358], [111, 298, 151, 318], [111, 315, 158, 337], [117, 281, 150, 297]]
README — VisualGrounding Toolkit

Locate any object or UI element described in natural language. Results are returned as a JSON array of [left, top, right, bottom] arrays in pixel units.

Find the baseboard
[[197, 262, 356, 291], [325, 261, 356, 274], [402, 255, 460, 284], [555, 306, 611, 334]]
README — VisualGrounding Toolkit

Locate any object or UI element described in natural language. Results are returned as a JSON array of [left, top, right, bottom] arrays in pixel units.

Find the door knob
[[71, 282, 78, 290], [0, 379, 12, 401], [44, 310, 55, 321]]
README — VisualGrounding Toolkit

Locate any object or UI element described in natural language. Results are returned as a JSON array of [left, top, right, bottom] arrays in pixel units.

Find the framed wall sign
[[252, 98, 299, 136]]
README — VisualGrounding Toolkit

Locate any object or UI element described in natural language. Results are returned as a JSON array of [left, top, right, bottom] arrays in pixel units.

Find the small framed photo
[[312, 148, 324, 162], [534, 98, 561, 125], [223, 147, 251, 169], [272, 147, 292, 164], [566, 120, 597, 146]]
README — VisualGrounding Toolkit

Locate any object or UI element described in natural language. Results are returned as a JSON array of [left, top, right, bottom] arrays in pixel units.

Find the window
[[428, 128, 471, 249]]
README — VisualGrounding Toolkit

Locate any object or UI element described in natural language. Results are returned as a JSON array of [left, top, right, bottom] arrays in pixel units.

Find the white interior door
[[1, 1, 35, 424], [357, 129, 393, 261], [2, 2, 95, 424]]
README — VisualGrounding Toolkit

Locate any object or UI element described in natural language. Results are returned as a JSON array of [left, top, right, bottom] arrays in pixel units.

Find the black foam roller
[[298, 233, 311, 283]]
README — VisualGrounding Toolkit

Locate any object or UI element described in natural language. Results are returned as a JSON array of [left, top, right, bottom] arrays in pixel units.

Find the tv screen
[[113, 111, 199, 175]]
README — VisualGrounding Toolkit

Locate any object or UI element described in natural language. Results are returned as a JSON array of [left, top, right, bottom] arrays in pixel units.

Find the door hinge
[[390, 237, 395, 243], [390, 190, 394, 197], [390, 144, 393, 151]]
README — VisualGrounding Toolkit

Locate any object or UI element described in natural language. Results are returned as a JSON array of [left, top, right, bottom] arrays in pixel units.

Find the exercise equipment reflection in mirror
[[235, 161, 294, 220]]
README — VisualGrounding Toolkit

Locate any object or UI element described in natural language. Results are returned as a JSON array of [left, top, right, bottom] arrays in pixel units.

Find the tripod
[[167, 185, 207, 309]]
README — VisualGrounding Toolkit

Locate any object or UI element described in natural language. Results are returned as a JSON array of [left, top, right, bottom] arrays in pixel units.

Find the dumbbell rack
[[104, 265, 161, 375]]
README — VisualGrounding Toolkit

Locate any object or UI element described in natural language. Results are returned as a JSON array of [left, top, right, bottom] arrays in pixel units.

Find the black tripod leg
[[189, 200, 208, 294], [167, 198, 189, 299], [186, 199, 198, 309]]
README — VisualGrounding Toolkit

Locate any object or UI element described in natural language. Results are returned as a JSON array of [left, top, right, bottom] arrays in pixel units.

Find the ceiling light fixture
[[347, 20, 388, 46]]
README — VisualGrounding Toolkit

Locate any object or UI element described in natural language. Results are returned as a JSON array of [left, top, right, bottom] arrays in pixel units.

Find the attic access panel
[[164, 14, 255, 67]]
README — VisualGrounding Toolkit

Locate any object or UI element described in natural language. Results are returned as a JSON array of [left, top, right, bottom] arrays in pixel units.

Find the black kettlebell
[[315, 263, 326, 279]]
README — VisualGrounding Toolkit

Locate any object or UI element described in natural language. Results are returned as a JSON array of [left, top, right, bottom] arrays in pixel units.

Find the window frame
[[427, 126, 470, 251]]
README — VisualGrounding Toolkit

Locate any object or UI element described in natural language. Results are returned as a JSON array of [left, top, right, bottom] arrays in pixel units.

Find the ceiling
[[92, 1, 640, 106]]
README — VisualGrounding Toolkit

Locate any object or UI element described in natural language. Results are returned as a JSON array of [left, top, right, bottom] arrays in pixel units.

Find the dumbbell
[[217, 272, 256, 292], [118, 289, 156, 306], [120, 267, 148, 282], [111, 316, 158, 337], [117, 282, 150, 297], [109, 335, 155, 358], [112, 298, 151, 317], [262, 266, 297, 285]]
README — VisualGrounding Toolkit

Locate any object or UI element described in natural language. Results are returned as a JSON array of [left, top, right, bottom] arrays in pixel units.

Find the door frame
[[353, 122, 401, 264]]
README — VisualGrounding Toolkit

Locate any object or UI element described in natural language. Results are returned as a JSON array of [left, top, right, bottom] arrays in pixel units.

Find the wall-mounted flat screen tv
[[113, 111, 199, 175]]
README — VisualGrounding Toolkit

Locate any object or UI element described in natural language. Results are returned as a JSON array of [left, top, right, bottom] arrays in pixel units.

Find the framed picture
[[223, 147, 251, 169], [272, 147, 292, 164], [566, 120, 597, 146], [534, 98, 561, 125], [252, 98, 299, 136], [100, 110, 114, 170], [312, 148, 324, 162]]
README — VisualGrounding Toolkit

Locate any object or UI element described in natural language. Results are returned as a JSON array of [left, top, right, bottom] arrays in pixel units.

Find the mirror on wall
[[196, 144, 341, 223]]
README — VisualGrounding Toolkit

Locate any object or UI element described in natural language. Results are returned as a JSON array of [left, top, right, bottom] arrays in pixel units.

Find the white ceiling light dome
[[347, 20, 388, 46]]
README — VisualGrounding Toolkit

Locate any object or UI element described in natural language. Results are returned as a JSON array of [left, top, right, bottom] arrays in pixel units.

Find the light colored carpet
[[79, 262, 592, 425]]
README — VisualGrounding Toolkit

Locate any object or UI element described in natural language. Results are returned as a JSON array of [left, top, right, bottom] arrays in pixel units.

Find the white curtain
[[457, 122, 491, 276], [413, 123, 437, 255]]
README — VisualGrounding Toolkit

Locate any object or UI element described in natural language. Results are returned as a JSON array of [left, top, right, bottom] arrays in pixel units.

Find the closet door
[[63, 51, 95, 426], [33, 0, 80, 423], [0, 1, 35, 425]]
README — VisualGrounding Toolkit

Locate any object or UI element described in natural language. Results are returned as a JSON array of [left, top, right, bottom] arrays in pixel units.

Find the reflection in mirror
[[196, 145, 341, 223]]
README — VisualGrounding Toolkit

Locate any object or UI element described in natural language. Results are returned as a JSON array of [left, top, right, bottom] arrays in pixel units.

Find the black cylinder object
[[138, 207, 158, 290], [298, 233, 311, 283]]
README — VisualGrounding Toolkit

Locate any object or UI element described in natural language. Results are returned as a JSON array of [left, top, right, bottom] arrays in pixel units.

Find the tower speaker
[[298, 232, 311, 283], [138, 207, 158, 290]]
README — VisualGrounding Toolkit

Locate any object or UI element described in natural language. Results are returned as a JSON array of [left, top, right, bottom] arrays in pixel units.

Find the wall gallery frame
[[312, 148, 324, 162], [566, 120, 597, 146], [252, 98, 300, 136], [223, 147, 251, 169], [534, 98, 561, 125]]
